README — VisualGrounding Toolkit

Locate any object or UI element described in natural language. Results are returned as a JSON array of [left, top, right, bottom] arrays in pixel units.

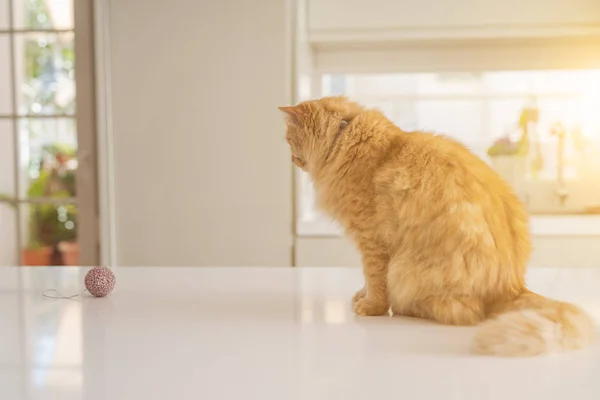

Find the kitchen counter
[[1, 266, 599, 400]]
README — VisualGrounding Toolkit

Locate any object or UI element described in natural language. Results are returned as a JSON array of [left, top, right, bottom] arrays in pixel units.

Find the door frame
[[75, 0, 100, 266]]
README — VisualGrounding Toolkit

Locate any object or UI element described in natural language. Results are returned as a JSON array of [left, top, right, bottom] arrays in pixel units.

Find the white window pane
[[529, 70, 598, 94], [394, 100, 418, 131], [298, 170, 316, 221], [484, 70, 600, 95], [488, 100, 524, 141], [349, 74, 418, 96], [363, 100, 394, 121], [416, 100, 485, 157], [18, 118, 77, 199], [415, 73, 483, 96], [0, 35, 11, 115], [484, 71, 533, 93], [13, 0, 74, 30], [537, 98, 583, 139], [14, 32, 76, 116], [322, 74, 347, 96]]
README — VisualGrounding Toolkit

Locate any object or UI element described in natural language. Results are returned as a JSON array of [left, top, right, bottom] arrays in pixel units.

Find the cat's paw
[[353, 296, 389, 316], [352, 287, 366, 305]]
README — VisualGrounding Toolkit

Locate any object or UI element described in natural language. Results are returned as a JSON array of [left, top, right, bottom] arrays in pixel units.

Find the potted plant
[[486, 100, 539, 202], [0, 194, 52, 265], [18, 144, 78, 266]]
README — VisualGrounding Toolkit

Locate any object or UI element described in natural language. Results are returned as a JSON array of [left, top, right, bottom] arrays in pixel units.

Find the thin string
[[42, 289, 89, 302]]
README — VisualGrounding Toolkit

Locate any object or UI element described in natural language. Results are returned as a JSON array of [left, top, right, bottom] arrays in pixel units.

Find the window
[[297, 70, 600, 236], [0, 0, 98, 265]]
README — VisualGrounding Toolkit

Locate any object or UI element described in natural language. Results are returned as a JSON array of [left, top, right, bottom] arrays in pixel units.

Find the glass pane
[[0, 35, 11, 115], [20, 202, 77, 266], [18, 118, 77, 199], [13, 0, 74, 30], [14, 32, 75, 116], [415, 73, 483, 96], [0, 120, 15, 198], [489, 99, 525, 141], [0, 202, 18, 265], [484, 70, 600, 95], [416, 100, 486, 157], [363, 100, 395, 121], [347, 74, 419, 97]]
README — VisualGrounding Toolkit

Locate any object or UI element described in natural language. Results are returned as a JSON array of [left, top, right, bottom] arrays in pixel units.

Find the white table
[[1, 266, 600, 400]]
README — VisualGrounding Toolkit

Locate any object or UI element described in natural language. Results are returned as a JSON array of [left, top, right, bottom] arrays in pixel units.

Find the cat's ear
[[278, 105, 305, 126]]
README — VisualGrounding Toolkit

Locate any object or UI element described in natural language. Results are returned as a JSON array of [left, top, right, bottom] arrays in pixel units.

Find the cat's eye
[[340, 120, 349, 129]]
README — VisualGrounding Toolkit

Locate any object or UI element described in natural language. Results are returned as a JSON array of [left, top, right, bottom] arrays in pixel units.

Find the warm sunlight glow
[[47, 0, 74, 30], [581, 75, 600, 140]]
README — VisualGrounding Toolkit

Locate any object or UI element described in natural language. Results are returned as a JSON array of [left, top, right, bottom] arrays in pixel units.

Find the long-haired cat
[[280, 96, 595, 356]]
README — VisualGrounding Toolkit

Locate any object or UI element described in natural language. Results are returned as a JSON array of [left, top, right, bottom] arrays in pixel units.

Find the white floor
[[1, 266, 600, 400]]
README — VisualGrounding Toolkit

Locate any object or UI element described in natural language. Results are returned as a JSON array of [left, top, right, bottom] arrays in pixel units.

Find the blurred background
[[1, 0, 600, 268]]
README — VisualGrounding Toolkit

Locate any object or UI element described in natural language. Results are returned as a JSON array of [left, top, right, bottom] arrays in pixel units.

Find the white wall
[[106, 0, 293, 266]]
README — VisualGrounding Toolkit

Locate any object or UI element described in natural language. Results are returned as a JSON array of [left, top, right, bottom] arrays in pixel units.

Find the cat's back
[[377, 131, 511, 202], [373, 130, 531, 294], [373, 130, 527, 245]]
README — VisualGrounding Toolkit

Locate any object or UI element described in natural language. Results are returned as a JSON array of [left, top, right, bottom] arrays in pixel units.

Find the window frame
[[0, 0, 100, 265]]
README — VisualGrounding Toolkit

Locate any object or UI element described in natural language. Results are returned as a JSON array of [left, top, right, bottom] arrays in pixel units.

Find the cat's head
[[279, 97, 363, 173]]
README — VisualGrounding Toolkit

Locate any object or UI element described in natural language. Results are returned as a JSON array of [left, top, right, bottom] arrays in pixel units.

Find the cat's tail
[[473, 291, 595, 356]]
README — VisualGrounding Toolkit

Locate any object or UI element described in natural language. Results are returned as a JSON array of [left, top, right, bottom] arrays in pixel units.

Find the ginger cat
[[280, 97, 595, 356]]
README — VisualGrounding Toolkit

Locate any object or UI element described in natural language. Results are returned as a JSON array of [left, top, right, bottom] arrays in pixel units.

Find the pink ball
[[85, 266, 116, 297]]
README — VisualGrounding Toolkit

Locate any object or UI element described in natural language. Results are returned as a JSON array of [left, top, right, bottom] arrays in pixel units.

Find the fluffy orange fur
[[280, 97, 595, 356]]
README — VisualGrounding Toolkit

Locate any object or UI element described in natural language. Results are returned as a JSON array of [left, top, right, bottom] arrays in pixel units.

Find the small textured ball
[[85, 266, 116, 297]]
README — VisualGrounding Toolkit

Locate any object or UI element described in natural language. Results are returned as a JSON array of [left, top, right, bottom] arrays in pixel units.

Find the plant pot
[[22, 246, 52, 266], [58, 241, 79, 266]]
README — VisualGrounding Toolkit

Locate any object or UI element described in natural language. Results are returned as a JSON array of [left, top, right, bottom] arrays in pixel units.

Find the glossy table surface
[[1, 266, 600, 400]]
